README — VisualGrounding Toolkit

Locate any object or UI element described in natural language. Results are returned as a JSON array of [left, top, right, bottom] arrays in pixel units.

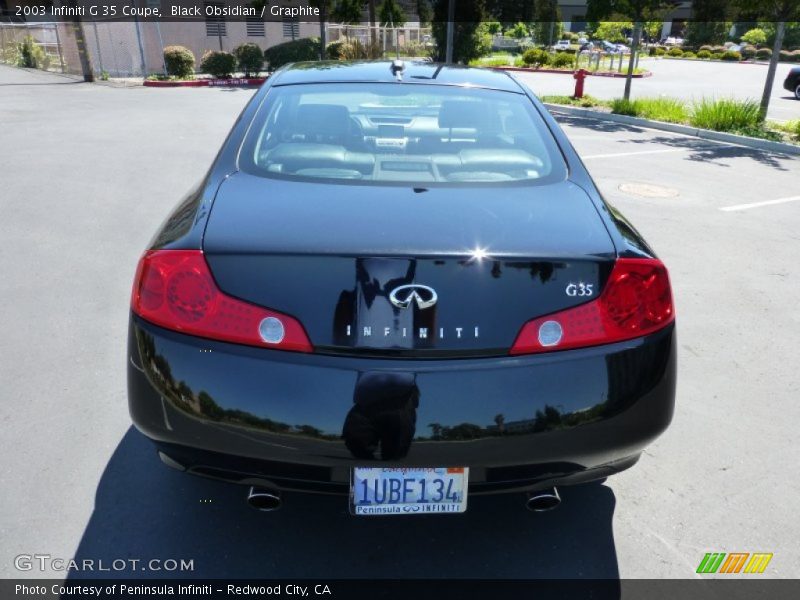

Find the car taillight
[[510, 258, 674, 355], [131, 250, 313, 352]]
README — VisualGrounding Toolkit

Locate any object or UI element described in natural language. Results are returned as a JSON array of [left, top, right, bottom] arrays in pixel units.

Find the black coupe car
[[128, 61, 676, 515]]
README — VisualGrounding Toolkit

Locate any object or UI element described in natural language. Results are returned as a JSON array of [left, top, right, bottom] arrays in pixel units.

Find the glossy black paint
[[128, 61, 676, 496], [784, 67, 800, 97], [203, 173, 616, 356], [129, 316, 675, 493]]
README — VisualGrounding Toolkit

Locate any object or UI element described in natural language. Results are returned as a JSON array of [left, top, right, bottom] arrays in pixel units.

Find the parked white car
[[552, 40, 572, 51]]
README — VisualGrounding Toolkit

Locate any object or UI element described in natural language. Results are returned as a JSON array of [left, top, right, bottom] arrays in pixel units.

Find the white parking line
[[581, 146, 720, 159], [719, 196, 800, 212]]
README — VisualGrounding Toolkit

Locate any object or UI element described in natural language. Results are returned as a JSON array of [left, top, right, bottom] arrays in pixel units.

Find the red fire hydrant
[[573, 69, 588, 99]]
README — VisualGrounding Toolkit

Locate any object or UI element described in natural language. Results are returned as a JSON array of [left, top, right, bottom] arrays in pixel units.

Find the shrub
[[740, 45, 756, 59], [721, 50, 741, 61], [264, 37, 320, 70], [17, 35, 50, 69], [690, 98, 761, 132], [682, 51, 696, 59], [711, 45, 727, 53], [551, 52, 575, 68], [711, 52, 724, 60], [779, 50, 793, 62], [610, 97, 689, 123], [756, 47, 772, 60], [792, 50, 800, 62], [475, 57, 513, 67], [163, 45, 195, 78], [233, 42, 263, 76], [399, 42, 426, 57], [200, 50, 236, 78], [696, 49, 712, 59], [522, 48, 549, 68], [740, 28, 767, 47], [325, 40, 345, 59], [654, 47, 666, 56], [699, 45, 714, 52], [667, 47, 683, 57], [337, 38, 382, 60], [541, 94, 608, 108]]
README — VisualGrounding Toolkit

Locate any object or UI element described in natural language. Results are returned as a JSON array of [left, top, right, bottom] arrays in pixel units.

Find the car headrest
[[438, 100, 501, 131], [296, 104, 351, 137]]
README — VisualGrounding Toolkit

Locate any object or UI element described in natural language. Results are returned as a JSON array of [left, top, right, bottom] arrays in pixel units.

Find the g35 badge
[[566, 282, 594, 297]]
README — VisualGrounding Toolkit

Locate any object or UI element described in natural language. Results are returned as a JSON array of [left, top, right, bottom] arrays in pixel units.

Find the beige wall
[[81, 20, 319, 77]]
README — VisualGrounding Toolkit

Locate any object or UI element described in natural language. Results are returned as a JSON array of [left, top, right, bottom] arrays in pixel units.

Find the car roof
[[269, 60, 525, 93]]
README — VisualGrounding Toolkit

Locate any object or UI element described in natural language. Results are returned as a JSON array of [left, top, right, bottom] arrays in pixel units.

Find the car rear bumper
[[128, 314, 676, 494]]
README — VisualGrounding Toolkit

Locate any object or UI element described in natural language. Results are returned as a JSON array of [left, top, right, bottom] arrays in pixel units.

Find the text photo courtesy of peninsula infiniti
[[127, 60, 676, 516]]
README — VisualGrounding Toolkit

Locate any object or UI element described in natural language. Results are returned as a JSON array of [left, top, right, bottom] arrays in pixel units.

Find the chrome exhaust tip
[[247, 485, 282, 511], [525, 487, 561, 512]]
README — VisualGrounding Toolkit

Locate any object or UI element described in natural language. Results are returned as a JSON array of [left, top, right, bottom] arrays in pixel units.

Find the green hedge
[[739, 45, 755, 59], [233, 42, 263, 76], [200, 50, 236, 78], [721, 50, 741, 61], [326, 40, 345, 60], [551, 52, 575, 68], [521, 48, 549, 68], [696, 50, 711, 59], [264, 37, 320, 70], [163, 45, 195, 78]]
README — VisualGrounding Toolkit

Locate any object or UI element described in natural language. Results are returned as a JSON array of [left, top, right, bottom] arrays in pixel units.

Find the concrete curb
[[143, 77, 267, 87], [493, 66, 652, 78], [543, 103, 800, 156]]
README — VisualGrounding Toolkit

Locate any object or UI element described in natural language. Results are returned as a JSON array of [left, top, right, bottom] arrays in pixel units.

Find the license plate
[[350, 467, 468, 516]]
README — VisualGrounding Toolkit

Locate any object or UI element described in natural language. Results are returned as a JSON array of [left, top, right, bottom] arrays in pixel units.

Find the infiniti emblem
[[389, 284, 438, 310]]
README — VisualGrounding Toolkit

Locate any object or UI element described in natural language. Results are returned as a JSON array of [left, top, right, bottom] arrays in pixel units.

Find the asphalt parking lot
[[1, 64, 798, 580], [514, 58, 800, 122]]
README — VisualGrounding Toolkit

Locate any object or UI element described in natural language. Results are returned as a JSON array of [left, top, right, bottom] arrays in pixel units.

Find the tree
[[379, 0, 406, 26], [594, 21, 631, 42], [735, 0, 800, 119], [530, 0, 562, 47], [415, 0, 432, 26], [509, 22, 529, 40], [493, 414, 505, 434], [587, 0, 681, 100], [683, 0, 731, 47], [310, 0, 332, 59], [684, 22, 732, 47], [485, 0, 535, 25], [431, 0, 491, 64], [332, 0, 364, 23], [741, 27, 767, 46], [485, 21, 503, 36], [369, 0, 377, 44]]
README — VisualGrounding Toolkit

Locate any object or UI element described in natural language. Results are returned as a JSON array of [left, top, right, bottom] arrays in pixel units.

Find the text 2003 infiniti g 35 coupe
[[128, 61, 675, 515]]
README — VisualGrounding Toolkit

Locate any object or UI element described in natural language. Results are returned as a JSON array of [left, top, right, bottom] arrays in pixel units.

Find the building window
[[205, 2, 227, 37], [282, 17, 299, 39], [246, 17, 266, 37]]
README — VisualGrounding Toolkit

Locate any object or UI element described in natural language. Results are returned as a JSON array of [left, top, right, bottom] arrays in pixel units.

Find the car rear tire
[[795, 84, 800, 100]]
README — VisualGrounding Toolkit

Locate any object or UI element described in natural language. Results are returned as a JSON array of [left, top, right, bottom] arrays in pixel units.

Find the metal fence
[[1, 20, 434, 78], [326, 24, 432, 57], [0, 21, 78, 74]]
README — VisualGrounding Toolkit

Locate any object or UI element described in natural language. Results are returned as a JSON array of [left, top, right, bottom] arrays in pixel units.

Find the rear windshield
[[239, 82, 566, 186]]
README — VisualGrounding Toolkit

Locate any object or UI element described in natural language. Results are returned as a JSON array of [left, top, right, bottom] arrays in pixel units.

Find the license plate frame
[[350, 467, 469, 516]]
